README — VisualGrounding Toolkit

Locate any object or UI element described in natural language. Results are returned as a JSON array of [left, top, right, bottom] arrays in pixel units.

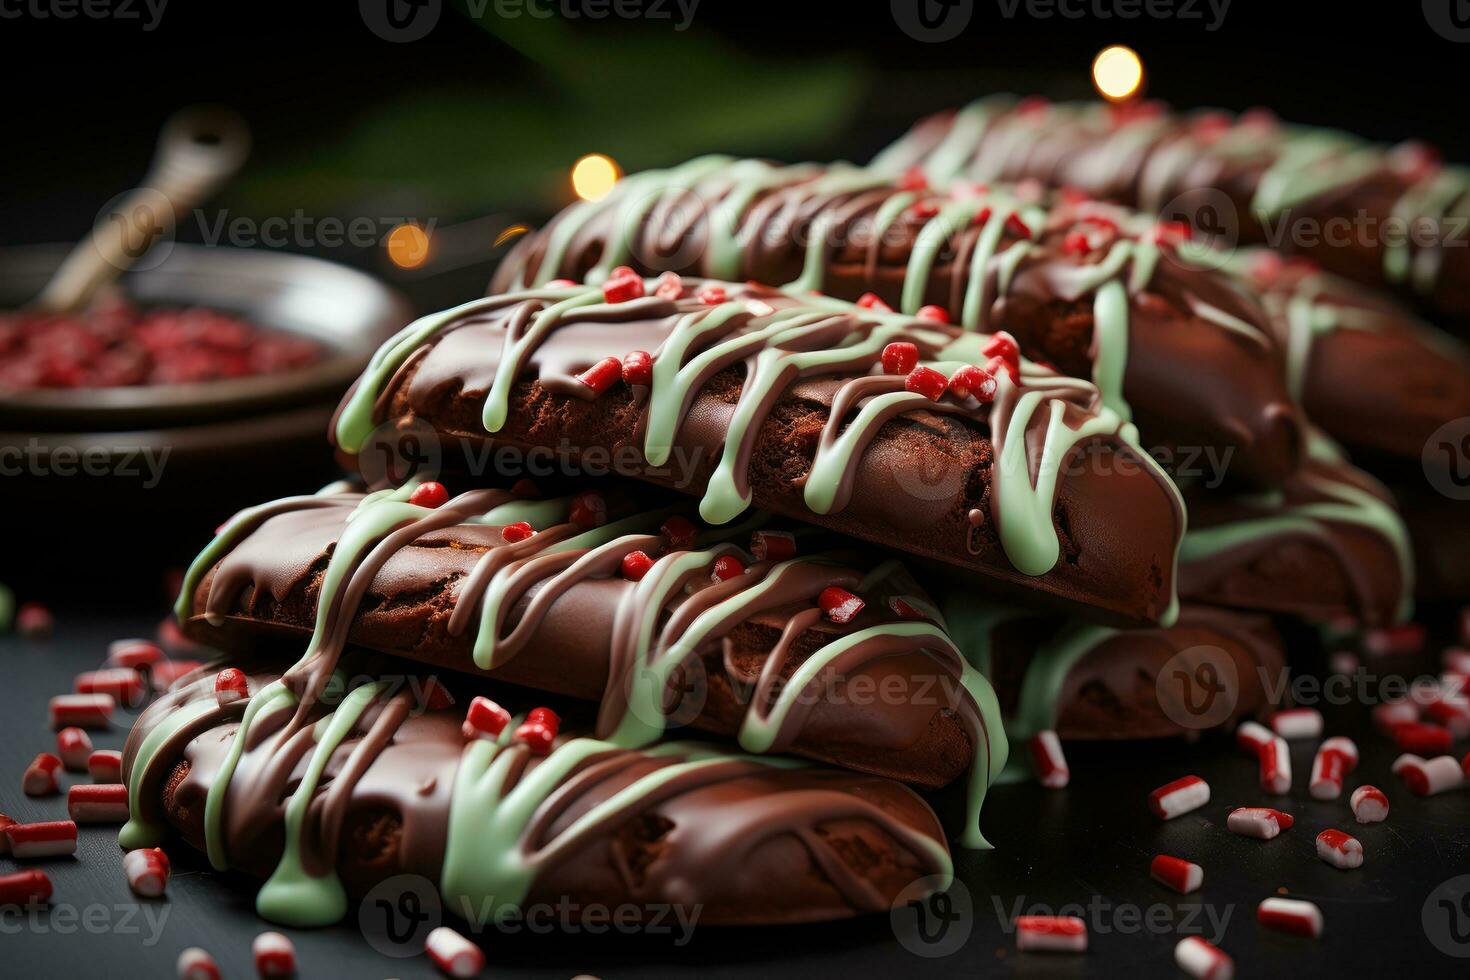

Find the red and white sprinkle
[[49, 693, 115, 730], [1151, 855, 1203, 894], [1015, 915, 1087, 953], [1149, 775, 1210, 819], [1309, 736, 1358, 800], [710, 554, 745, 582], [1373, 701, 1419, 734], [68, 783, 129, 823], [23, 753, 62, 796], [107, 638, 165, 670], [75, 667, 146, 707], [88, 750, 123, 783], [1364, 624, 1424, 657], [1393, 722, 1453, 755], [1227, 806, 1293, 839], [1028, 731, 1069, 789], [214, 668, 249, 707], [57, 727, 93, 771], [177, 947, 221, 980], [1257, 897, 1322, 938], [0, 869, 52, 906], [1234, 720, 1273, 755], [425, 925, 484, 977], [749, 530, 796, 563], [1174, 936, 1233, 980], [1258, 734, 1292, 795], [1350, 784, 1389, 823], [818, 586, 865, 624], [123, 846, 170, 896], [6, 820, 77, 859], [1398, 754, 1463, 797], [253, 931, 296, 978], [1271, 708, 1322, 739], [1315, 829, 1363, 870]]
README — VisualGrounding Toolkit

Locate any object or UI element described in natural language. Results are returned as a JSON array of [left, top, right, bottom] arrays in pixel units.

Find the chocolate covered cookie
[[120, 665, 955, 928], [330, 279, 1186, 625], [1180, 433, 1413, 626], [495, 161, 1302, 488], [873, 95, 1470, 321], [179, 484, 1007, 846]]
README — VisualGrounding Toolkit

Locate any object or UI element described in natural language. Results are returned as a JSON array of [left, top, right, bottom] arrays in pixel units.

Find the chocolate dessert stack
[[120, 98, 1465, 935]]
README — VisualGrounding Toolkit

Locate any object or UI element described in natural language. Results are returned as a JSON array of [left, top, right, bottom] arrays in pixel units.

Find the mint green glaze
[[203, 681, 296, 869], [440, 735, 818, 923], [256, 682, 390, 926], [119, 695, 218, 849]]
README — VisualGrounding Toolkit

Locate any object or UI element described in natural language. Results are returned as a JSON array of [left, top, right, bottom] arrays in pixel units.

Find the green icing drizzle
[[256, 681, 390, 927]]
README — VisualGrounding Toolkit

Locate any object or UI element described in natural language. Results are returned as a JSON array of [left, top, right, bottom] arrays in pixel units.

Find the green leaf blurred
[[235, 11, 866, 216]]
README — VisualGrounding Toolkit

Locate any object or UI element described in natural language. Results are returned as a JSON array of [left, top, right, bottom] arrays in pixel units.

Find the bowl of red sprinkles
[[0, 242, 412, 428]]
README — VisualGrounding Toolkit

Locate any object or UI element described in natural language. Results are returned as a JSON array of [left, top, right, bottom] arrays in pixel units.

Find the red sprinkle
[[602, 272, 645, 304], [916, 304, 950, 323], [904, 365, 948, 401], [621, 550, 656, 581], [408, 482, 449, 509], [653, 271, 685, 301], [501, 521, 536, 544], [622, 349, 654, 386], [1004, 213, 1032, 239], [1028, 730, 1069, 789], [75, 667, 146, 707], [947, 364, 997, 403], [514, 721, 557, 755], [1393, 721, 1453, 755], [16, 602, 53, 638], [881, 341, 919, 376], [0, 869, 51, 906], [214, 667, 249, 707], [659, 515, 698, 550], [887, 595, 934, 620], [1150, 854, 1203, 894], [1061, 230, 1092, 255], [857, 292, 894, 313], [710, 555, 745, 583], [750, 530, 796, 562], [568, 490, 607, 529], [462, 696, 512, 742], [983, 331, 1020, 362], [576, 356, 623, 394], [986, 354, 1020, 385], [695, 284, 727, 305], [897, 166, 928, 191], [1149, 775, 1210, 819], [818, 586, 865, 624]]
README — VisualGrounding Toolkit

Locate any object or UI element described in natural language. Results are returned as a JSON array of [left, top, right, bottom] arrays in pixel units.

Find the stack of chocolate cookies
[[122, 97, 1469, 933]]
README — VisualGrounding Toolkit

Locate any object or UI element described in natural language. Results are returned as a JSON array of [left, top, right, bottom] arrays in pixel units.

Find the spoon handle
[[33, 106, 250, 314]]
